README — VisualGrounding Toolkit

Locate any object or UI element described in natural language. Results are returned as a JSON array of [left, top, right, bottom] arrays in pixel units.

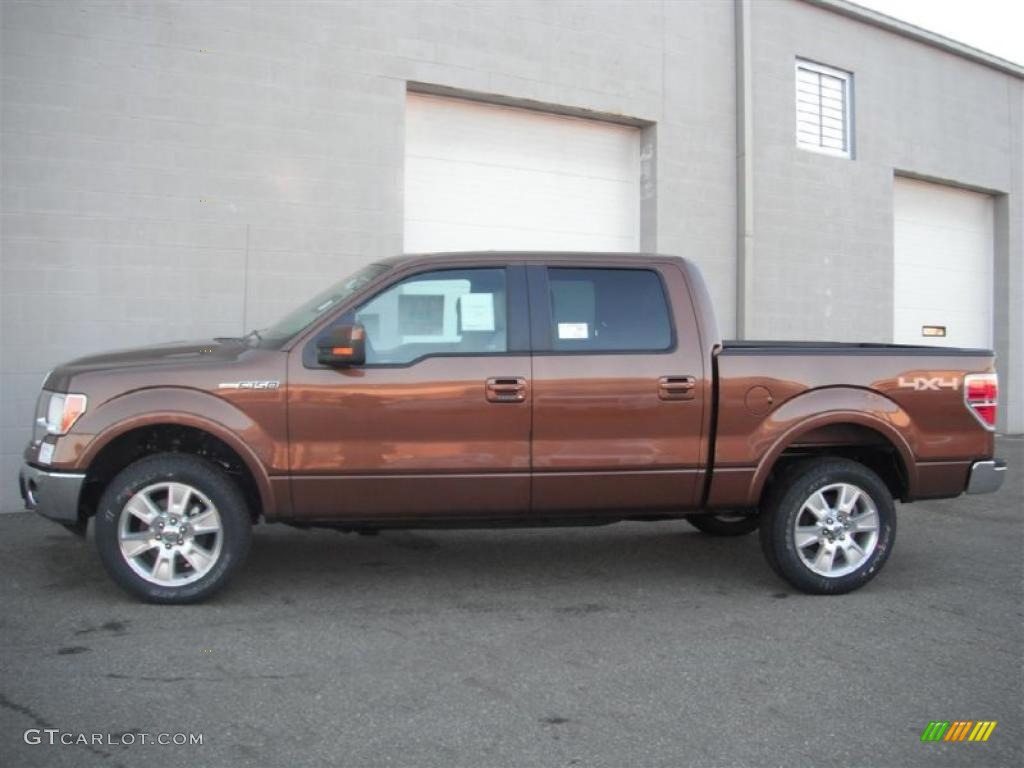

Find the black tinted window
[[547, 268, 672, 352]]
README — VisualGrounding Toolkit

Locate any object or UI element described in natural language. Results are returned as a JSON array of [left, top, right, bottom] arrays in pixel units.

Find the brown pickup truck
[[20, 253, 1005, 603]]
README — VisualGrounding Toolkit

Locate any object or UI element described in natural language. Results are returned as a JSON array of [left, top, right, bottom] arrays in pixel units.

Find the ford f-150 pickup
[[19, 253, 1006, 603]]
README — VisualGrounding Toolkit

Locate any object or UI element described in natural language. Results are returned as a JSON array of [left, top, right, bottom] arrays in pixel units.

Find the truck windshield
[[258, 263, 391, 342]]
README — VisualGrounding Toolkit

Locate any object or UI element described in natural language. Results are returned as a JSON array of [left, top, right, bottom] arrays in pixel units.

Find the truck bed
[[709, 340, 996, 506], [721, 340, 993, 356]]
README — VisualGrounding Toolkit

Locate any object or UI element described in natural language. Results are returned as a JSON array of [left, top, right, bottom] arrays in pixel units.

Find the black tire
[[95, 454, 252, 604], [685, 513, 760, 536], [759, 458, 896, 595]]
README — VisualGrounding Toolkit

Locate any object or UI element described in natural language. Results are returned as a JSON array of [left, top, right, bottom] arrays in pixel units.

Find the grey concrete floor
[[0, 438, 1021, 768]]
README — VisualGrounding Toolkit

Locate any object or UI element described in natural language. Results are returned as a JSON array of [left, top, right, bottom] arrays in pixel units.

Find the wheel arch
[[80, 421, 269, 525], [75, 390, 279, 523], [750, 390, 918, 506]]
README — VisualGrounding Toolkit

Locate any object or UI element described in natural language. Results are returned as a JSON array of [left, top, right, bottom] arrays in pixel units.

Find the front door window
[[350, 268, 508, 365]]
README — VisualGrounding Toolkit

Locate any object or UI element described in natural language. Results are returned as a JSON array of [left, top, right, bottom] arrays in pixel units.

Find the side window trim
[[506, 264, 531, 353], [302, 264, 529, 369], [528, 265, 677, 356], [526, 265, 551, 352]]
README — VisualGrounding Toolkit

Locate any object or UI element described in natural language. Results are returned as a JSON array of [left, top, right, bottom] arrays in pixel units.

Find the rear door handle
[[658, 375, 696, 401], [486, 377, 527, 403]]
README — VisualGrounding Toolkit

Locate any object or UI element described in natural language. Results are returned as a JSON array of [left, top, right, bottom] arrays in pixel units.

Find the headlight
[[36, 392, 88, 436]]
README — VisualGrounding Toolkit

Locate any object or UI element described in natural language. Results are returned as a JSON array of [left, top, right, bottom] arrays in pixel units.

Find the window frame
[[794, 58, 854, 160], [302, 264, 530, 369], [527, 265, 677, 356]]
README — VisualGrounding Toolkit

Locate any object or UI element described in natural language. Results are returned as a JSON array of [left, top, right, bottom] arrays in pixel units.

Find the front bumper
[[19, 463, 85, 523], [966, 459, 1007, 495]]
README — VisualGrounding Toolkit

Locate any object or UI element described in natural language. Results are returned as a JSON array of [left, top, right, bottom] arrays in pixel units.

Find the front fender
[[747, 387, 919, 502], [51, 387, 281, 517]]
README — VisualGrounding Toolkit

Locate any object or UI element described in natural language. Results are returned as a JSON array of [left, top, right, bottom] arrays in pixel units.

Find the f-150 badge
[[218, 380, 280, 390], [898, 376, 959, 391]]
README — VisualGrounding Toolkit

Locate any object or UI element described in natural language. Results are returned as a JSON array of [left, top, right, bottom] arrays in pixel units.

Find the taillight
[[964, 373, 998, 430]]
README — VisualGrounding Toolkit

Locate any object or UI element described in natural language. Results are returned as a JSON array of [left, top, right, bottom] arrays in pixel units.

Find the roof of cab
[[373, 251, 687, 268]]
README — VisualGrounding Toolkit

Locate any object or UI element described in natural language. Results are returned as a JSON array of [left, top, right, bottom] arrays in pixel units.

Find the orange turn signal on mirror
[[331, 347, 353, 356]]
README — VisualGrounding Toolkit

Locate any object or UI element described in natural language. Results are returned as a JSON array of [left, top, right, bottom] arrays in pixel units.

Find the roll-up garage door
[[404, 92, 640, 253], [893, 177, 994, 349]]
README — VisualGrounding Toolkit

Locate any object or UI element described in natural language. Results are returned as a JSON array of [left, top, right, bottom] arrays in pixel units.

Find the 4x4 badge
[[898, 376, 959, 391]]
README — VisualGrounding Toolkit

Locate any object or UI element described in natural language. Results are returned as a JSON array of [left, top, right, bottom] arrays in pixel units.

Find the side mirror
[[317, 324, 366, 367]]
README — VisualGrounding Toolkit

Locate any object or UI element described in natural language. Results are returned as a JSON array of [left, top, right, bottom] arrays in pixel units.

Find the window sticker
[[459, 293, 495, 331], [557, 322, 589, 339]]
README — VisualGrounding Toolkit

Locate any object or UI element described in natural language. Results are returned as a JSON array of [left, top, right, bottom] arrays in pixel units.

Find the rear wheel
[[759, 458, 896, 595], [685, 512, 760, 536], [95, 454, 252, 604]]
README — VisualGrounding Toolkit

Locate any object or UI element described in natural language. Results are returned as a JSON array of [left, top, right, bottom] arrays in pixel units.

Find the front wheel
[[95, 454, 252, 604], [759, 458, 896, 595]]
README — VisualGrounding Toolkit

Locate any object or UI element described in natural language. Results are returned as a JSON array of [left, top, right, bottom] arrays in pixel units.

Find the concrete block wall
[[748, 0, 1023, 431], [0, 0, 737, 510], [1, 0, 1020, 512]]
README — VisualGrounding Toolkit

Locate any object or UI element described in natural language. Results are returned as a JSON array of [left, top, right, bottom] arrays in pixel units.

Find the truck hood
[[43, 339, 255, 392]]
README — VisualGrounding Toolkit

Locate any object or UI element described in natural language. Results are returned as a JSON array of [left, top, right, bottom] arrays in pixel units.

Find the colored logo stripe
[[920, 720, 997, 742], [969, 721, 997, 742], [944, 721, 973, 741]]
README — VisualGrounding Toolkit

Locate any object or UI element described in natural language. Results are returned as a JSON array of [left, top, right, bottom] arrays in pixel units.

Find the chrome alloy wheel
[[117, 482, 223, 586], [793, 483, 880, 578]]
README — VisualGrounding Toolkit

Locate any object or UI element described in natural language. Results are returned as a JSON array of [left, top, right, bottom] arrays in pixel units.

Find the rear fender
[[749, 387, 918, 503]]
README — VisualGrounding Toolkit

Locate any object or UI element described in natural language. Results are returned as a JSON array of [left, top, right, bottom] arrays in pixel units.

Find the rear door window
[[546, 268, 673, 352]]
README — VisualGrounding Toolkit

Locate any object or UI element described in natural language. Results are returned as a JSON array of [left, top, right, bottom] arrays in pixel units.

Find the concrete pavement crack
[[0, 691, 126, 767]]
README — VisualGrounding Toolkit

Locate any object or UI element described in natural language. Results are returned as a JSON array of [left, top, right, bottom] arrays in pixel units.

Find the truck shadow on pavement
[[235, 522, 781, 602], [17, 515, 876, 607]]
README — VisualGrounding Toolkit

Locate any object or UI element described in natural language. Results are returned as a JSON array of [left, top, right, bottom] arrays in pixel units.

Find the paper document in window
[[460, 293, 495, 331], [557, 322, 588, 339]]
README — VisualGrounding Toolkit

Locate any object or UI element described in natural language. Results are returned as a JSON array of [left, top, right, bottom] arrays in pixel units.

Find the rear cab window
[[545, 267, 674, 352]]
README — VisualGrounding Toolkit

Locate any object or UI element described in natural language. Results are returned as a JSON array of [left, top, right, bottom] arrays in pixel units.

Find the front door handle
[[658, 375, 696, 401], [486, 377, 527, 403]]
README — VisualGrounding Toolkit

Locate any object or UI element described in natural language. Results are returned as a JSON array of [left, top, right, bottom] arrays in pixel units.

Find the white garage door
[[404, 93, 640, 253], [893, 177, 994, 349]]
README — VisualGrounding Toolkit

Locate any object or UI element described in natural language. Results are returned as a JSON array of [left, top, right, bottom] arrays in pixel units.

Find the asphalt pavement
[[1, 437, 1021, 768]]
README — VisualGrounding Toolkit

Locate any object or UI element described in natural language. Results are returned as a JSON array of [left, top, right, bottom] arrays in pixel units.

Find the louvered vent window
[[795, 59, 853, 158]]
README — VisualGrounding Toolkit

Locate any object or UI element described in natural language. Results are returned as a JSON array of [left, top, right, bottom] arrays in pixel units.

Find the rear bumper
[[19, 464, 85, 523], [966, 459, 1007, 495]]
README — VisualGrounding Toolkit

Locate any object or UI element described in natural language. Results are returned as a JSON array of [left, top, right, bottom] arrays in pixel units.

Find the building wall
[[0, 0, 737, 509], [748, 0, 1023, 432], [0, 0, 1020, 511]]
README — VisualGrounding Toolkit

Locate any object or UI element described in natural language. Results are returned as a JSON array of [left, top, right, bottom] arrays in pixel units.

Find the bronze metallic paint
[[530, 261, 709, 514], [286, 356, 532, 518], [711, 353, 995, 505], [26, 253, 999, 525]]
